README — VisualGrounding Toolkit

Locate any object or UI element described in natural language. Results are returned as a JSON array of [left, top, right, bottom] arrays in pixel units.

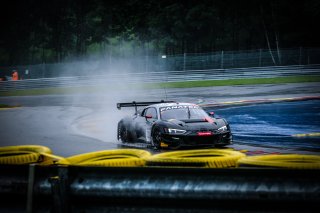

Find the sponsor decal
[[160, 105, 199, 112]]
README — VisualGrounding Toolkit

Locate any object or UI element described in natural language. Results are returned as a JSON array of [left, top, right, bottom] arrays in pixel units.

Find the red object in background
[[12, 71, 19, 80]]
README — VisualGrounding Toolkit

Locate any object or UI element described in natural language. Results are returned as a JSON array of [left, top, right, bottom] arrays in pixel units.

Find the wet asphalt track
[[0, 82, 319, 157], [212, 99, 320, 151]]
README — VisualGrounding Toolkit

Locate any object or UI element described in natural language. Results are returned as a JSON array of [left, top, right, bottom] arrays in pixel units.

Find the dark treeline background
[[0, 0, 319, 66]]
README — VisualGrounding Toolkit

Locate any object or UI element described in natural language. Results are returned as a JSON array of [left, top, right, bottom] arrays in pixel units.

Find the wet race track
[[210, 100, 320, 151], [0, 83, 320, 156]]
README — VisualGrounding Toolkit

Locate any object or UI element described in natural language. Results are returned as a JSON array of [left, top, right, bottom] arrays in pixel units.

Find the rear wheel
[[151, 127, 162, 150], [118, 122, 132, 143]]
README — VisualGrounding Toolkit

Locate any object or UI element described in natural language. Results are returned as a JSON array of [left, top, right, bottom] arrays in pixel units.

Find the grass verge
[[0, 104, 21, 109], [0, 75, 319, 97], [0, 104, 10, 108], [147, 75, 320, 89]]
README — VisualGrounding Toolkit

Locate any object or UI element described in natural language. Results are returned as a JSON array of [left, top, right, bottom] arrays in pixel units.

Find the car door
[[134, 107, 158, 142], [144, 107, 158, 142]]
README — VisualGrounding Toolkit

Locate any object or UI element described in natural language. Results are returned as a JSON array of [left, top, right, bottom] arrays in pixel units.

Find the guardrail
[[1, 165, 319, 212], [1, 64, 320, 92]]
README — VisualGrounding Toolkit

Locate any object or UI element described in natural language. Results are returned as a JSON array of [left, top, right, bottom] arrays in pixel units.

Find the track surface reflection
[[211, 100, 320, 151]]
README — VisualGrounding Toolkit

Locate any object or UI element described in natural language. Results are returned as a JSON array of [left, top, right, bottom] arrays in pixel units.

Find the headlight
[[168, 128, 186, 134], [217, 125, 228, 132]]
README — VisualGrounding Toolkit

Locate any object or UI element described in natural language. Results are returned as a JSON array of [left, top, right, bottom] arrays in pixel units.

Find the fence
[[1, 47, 320, 80], [161, 47, 320, 71]]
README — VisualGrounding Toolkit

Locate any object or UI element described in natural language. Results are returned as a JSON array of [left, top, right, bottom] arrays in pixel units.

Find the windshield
[[160, 105, 208, 120]]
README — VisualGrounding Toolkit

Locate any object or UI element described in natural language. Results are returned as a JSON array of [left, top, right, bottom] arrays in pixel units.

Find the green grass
[[147, 75, 320, 89], [0, 75, 319, 97], [0, 104, 10, 108], [0, 104, 21, 108]]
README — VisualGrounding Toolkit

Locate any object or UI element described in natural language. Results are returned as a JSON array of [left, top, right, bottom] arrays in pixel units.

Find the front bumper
[[161, 131, 232, 148]]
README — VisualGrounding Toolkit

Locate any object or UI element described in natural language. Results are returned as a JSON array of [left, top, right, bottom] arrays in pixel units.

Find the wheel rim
[[120, 126, 128, 142], [152, 128, 161, 148]]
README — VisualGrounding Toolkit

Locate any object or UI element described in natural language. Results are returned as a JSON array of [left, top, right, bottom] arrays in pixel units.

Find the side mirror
[[208, 111, 215, 117]]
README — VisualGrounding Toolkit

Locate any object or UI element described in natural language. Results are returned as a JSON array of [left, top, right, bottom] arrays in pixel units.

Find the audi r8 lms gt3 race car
[[117, 101, 232, 149]]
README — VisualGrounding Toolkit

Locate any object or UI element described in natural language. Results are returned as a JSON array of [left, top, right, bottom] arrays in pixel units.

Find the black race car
[[117, 101, 232, 149]]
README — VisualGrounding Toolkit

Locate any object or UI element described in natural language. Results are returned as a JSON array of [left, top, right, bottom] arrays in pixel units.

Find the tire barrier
[[0, 145, 65, 165], [62, 149, 152, 167], [0, 145, 68, 165], [0, 145, 52, 154], [1, 145, 320, 169], [0, 151, 41, 164], [0, 145, 50, 164], [0, 146, 151, 167], [146, 149, 246, 168], [237, 154, 320, 169]]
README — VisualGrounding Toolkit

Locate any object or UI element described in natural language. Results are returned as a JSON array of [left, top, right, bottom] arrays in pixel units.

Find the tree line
[[0, 0, 319, 66]]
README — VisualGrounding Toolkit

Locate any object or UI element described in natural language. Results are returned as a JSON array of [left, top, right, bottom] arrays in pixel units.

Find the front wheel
[[151, 127, 162, 150]]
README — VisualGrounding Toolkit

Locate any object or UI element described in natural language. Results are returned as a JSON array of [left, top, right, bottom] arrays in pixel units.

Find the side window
[[145, 107, 158, 119], [139, 109, 145, 116]]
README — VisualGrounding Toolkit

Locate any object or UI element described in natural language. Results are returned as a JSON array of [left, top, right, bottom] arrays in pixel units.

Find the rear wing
[[117, 100, 175, 113]]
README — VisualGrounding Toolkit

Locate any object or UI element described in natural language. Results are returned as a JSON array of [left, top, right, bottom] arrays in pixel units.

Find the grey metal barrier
[[1, 64, 320, 92], [0, 165, 319, 212]]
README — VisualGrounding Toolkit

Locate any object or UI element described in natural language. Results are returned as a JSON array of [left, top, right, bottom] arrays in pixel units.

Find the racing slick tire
[[146, 149, 246, 168], [118, 121, 135, 143], [151, 126, 163, 150], [237, 154, 320, 169], [0, 145, 66, 165], [0, 151, 41, 164]]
